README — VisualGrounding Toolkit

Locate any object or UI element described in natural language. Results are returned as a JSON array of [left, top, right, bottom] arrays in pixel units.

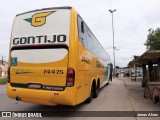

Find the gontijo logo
[[24, 12, 53, 27]]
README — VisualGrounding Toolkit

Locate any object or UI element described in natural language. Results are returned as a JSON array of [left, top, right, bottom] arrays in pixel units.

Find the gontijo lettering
[[13, 35, 67, 45]]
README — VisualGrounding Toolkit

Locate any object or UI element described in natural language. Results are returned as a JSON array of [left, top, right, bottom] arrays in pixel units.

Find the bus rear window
[[11, 46, 68, 63]]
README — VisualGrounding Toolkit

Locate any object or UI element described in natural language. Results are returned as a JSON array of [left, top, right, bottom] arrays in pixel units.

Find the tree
[[132, 55, 140, 61], [145, 28, 160, 50], [115, 66, 120, 69]]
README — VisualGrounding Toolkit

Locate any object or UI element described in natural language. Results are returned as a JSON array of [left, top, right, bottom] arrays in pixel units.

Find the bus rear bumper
[[7, 83, 76, 106]]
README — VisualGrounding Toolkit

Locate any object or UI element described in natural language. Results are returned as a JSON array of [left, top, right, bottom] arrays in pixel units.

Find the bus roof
[[16, 6, 72, 16]]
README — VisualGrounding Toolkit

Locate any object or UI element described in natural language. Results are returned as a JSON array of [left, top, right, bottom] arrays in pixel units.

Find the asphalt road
[[0, 79, 137, 120]]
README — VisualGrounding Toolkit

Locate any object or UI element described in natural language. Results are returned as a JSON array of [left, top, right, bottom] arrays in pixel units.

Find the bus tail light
[[66, 67, 75, 87], [8, 67, 10, 83]]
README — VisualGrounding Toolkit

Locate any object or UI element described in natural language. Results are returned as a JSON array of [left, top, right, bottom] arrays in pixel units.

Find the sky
[[0, 0, 160, 67]]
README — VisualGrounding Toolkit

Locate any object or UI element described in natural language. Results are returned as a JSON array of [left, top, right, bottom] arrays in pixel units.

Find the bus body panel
[[7, 82, 76, 106], [8, 7, 111, 106], [77, 14, 111, 96], [8, 8, 78, 106], [10, 55, 68, 87]]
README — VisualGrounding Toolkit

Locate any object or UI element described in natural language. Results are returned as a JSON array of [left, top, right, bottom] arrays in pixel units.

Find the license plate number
[[28, 84, 42, 89]]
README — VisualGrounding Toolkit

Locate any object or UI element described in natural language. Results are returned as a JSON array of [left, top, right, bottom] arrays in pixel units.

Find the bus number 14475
[[44, 69, 64, 74]]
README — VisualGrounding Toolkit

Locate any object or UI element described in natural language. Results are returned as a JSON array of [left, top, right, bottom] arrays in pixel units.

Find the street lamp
[[109, 9, 116, 70]]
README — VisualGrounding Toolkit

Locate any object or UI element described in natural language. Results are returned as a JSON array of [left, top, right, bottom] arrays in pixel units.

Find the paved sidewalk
[[119, 77, 160, 120]]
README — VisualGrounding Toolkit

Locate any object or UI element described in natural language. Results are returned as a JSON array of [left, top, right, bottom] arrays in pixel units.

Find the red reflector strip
[[12, 89, 16, 91], [54, 93, 59, 95]]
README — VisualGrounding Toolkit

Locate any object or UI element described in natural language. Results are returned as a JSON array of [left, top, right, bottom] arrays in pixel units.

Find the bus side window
[[81, 21, 84, 33]]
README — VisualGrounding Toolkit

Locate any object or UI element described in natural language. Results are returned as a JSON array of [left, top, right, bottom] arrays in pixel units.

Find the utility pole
[[1, 56, 6, 66], [1, 56, 3, 76], [109, 9, 116, 71], [1, 56, 5, 76], [2, 56, 4, 65]]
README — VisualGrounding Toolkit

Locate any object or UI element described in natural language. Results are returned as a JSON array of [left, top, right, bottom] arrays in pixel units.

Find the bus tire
[[93, 87, 99, 98], [93, 80, 99, 98], [86, 85, 93, 103]]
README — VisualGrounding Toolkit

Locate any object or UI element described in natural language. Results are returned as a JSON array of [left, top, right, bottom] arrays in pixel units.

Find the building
[[0, 60, 8, 78], [119, 67, 131, 77], [128, 50, 160, 84]]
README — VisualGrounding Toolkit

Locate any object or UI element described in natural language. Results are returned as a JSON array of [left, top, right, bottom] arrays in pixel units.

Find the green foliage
[[115, 66, 120, 69], [133, 55, 140, 61], [0, 78, 8, 84], [145, 28, 160, 50]]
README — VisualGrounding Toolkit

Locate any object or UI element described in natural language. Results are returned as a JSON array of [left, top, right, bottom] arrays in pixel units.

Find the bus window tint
[[78, 15, 110, 62]]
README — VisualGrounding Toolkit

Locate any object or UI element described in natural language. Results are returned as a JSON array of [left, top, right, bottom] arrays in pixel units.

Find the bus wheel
[[93, 86, 99, 98], [86, 86, 93, 103]]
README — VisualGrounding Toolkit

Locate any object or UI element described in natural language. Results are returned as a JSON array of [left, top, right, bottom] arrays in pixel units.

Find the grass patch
[[0, 78, 8, 84]]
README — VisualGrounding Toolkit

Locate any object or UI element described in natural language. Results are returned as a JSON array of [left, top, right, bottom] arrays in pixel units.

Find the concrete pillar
[[158, 59, 160, 82], [148, 61, 154, 82], [142, 64, 146, 81], [130, 68, 132, 80], [134, 64, 136, 81], [0, 65, 2, 77]]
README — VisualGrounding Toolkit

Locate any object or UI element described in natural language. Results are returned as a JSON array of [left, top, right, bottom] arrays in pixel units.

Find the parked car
[[132, 71, 142, 77]]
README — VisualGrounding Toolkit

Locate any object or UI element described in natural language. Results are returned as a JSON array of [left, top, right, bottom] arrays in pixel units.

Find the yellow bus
[[7, 7, 112, 106]]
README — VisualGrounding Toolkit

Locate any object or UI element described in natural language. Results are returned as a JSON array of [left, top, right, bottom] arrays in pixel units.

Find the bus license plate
[[28, 84, 42, 89]]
